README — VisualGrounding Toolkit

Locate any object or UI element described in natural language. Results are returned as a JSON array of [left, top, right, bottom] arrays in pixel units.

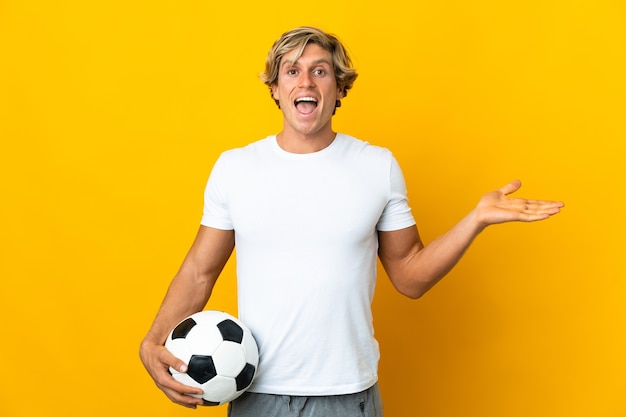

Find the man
[[139, 26, 563, 416]]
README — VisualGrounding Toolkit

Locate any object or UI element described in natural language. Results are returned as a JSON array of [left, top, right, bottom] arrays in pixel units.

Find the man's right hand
[[139, 339, 205, 409]]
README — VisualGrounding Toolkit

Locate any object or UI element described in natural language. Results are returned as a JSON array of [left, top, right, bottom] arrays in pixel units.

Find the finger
[[152, 348, 204, 398], [169, 391, 204, 408], [155, 372, 205, 407], [152, 368, 194, 394], [534, 205, 563, 216], [521, 197, 564, 206], [524, 201, 565, 213], [159, 346, 188, 374], [536, 200, 565, 209], [518, 204, 563, 221], [517, 212, 553, 222], [498, 179, 522, 196], [163, 386, 205, 409]]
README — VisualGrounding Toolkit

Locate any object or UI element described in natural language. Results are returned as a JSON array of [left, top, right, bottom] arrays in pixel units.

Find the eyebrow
[[281, 58, 332, 68]]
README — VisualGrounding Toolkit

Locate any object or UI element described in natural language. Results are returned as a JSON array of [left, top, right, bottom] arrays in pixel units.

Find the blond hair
[[261, 27, 358, 108]]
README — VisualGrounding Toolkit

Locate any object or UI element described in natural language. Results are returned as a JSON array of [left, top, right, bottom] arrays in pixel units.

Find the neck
[[276, 129, 337, 154]]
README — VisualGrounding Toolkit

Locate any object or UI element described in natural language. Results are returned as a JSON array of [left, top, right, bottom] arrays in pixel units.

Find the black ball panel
[[217, 319, 244, 344], [235, 363, 256, 391], [187, 355, 217, 384], [172, 318, 197, 340]]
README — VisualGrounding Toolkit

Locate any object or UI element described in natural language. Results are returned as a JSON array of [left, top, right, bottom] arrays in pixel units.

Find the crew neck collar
[[271, 133, 343, 158]]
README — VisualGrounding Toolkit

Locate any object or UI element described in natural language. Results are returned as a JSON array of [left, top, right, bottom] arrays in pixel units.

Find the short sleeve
[[200, 154, 235, 230], [376, 155, 416, 232]]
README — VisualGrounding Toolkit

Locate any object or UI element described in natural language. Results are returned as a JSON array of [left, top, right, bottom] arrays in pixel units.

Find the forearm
[[142, 269, 216, 346], [381, 210, 485, 299], [142, 226, 235, 346], [138, 267, 219, 409], [410, 210, 484, 294]]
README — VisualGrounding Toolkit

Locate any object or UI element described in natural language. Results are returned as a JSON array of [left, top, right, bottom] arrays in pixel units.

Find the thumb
[[499, 179, 522, 196], [161, 346, 188, 373]]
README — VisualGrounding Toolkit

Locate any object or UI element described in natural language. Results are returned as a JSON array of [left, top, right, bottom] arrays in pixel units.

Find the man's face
[[271, 43, 343, 139]]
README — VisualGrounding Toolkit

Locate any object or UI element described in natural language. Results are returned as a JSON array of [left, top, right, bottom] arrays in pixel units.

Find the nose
[[298, 72, 315, 88]]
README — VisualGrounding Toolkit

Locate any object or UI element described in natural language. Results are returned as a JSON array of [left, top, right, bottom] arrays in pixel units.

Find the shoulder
[[207, 137, 275, 182], [336, 133, 394, 162], [215, 136, 275, 166], [220, 136, 274, 158]]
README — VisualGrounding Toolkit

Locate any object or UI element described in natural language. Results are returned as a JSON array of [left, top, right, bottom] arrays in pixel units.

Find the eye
[[287, 69, 298, 76], [313, 69, 325, 77]]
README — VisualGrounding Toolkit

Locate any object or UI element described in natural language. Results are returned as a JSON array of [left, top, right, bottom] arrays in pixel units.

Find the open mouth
[[294, 97, 318, 114]]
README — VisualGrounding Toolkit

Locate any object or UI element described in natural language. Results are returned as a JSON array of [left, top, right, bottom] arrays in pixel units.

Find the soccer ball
[[165, 310, 259, 406]]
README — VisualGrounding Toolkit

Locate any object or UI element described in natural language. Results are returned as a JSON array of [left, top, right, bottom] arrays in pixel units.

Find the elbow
[[383, 254, 443, 300], [389, 269, 444, 299], [404, 290, 425, 300], [393, 280, 432, 300], [400, 288, 427, 300]]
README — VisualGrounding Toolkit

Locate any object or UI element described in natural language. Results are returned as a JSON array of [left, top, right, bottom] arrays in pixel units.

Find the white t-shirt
[[201, 133, 415, 395]]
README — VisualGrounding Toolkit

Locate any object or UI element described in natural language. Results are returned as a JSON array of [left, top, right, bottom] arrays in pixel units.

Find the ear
[[336, 86, 345, 99], [271, 84, 279, 101]]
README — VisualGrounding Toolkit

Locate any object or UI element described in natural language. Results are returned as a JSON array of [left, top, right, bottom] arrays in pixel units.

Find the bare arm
[[139, 225, 235, 408], [378, 180, 564, 299]]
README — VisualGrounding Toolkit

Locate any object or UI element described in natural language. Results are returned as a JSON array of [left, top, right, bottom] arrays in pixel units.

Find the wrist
[[468, 208, 488, 234], [141, 328, 167, 349]]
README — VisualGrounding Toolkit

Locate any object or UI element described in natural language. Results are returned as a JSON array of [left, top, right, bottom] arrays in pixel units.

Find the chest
[[226, 158, 389, 244]]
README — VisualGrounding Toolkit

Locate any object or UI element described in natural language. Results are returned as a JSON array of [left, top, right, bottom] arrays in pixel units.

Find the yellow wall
[[1, 1, 624, 416]]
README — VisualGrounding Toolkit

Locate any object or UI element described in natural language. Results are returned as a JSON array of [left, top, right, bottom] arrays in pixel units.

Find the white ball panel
[[193, 310, 230, 327], [171, 372, 203, 396], [241, 332, 259, 366], [165, 337, 193, 364], [184, 324, 222, 355], [201, 375, 237, 404], [223, 389, 246, 404], [212, 342, 246, 377]]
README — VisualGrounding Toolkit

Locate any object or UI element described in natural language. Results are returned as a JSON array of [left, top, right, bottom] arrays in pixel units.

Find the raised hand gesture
[[473, 180, 564, 228]]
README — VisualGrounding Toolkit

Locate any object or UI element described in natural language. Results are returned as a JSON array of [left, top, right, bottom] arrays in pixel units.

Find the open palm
[[475, 180, 564, 226]]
